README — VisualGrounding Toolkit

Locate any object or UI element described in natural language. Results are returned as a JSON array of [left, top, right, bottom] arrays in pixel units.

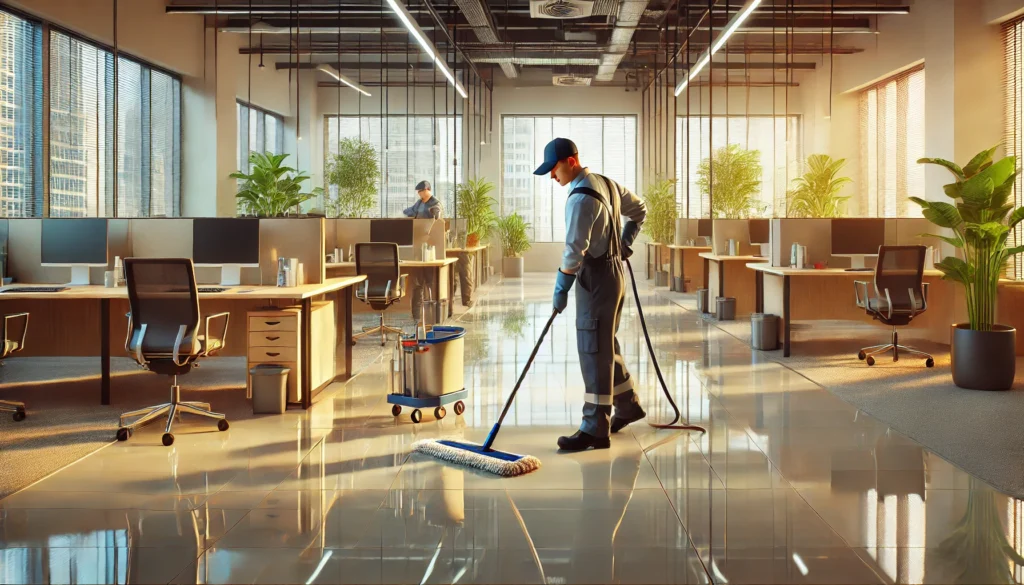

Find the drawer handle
[[264, 321, 281, 326], [265, 352, 281, 357], [265, 336, 280, 341]]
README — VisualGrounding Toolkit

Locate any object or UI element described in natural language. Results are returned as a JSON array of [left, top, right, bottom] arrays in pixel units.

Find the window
[[675, 116, 801, 218], [49, 29, 181, 217], [0, 10, 42, 217], [859, 66, 925, 218], [323, 115, 462, 217], [237, 100, 284, 174], [501, 115, 637, 242], [1005, 19, 1024, 280]]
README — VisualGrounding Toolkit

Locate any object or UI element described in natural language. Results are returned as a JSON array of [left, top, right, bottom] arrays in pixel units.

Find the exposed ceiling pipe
[[595, 0, 650, 82], [166, 3, 909, 15], [450, 0, 517, 78]]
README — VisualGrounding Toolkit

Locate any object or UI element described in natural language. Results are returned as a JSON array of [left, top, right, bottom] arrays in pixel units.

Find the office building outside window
[[1005, 18, 1024, 279], [0, 10, 42, 218], [501, 115, 637, 243], [237, 101, 285, 174]]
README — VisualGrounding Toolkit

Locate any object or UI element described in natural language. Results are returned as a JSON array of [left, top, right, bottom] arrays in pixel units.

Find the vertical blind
[[859, 66, 925, 218], [1004, 18, 1024, 280], [0, 11, 42, 218], [675, 116, 801, 219], [324, 115, 462, 218], [501, 115, 637, 243], [237, 100, 284, 176]]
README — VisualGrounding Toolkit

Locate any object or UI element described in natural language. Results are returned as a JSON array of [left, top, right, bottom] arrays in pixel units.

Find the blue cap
[[533, 138, 578, 175]]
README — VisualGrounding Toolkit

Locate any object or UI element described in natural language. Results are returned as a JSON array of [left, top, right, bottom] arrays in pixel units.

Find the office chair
[[117, 258, 231, 446], [0, 312, 29, 421], [353, 243, 407, 347], [854, 245, 934, 367]]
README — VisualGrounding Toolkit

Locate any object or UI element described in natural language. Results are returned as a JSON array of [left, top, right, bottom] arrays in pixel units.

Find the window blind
[[859, 66, 925, 218], [1004, 18, 1024, 280], [149, 70, 180, 217], [237, 99, 284, 172], [0, 10, 42, 218]]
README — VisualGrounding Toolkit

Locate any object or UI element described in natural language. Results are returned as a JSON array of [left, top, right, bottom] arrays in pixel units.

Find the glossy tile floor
[[3, 274, 1024, 584]]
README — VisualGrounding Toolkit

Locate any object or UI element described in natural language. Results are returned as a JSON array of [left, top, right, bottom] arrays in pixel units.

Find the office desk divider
[[328, 218, 446, 261], [712, 219, 761, 257]]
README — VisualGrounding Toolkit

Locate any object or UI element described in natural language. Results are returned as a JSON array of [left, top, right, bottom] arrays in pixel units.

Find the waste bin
[[750, 313, 779, 350], [697, 288, 710, 313], [717, 297, 737, 321], [655, 270, 669, 287], [249, 364, 290, 414]]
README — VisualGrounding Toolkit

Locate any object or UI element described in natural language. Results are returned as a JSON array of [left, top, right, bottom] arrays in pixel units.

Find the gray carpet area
[[656, 286, 1024, 499]]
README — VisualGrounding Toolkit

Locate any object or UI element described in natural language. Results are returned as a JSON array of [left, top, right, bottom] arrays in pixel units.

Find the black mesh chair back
[[355, 243, 402, 309], [125, 258, 201, 358], [873, 246, 926, 315]]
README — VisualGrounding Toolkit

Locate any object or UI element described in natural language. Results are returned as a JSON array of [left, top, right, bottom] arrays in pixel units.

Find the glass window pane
[[0, 10, 41, 218]]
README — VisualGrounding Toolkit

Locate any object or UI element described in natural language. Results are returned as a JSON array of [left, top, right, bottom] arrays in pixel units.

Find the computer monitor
[[697, 219, 713, 238], [192, 218, 261, 286], [41, 218, 109, 286], [370, 219, 414, 246], [831, 218, 885, 269]]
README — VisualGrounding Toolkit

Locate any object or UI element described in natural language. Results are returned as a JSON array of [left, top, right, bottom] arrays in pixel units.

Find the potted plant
[[643, 177, 678, 286], [495, 212, 531, 278], [233, 152, 323, 217], [786, 154, 852, 218], [698, 144, 766, 219], [913, 145, 1024, 390], [456, 178, 498, 248], [324, 138, 379, 218]]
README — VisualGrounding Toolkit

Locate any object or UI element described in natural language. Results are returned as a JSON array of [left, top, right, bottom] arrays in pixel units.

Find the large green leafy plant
[[698, 144, 766, 219], [324, 138, 379, 218], [643, 177, 678, 245], [456, 178, 498, 244], [494, 212, 531, 258], [233, 152, 322, 217], [913, 146, 1024, 331], [786, 154, 852, 218]]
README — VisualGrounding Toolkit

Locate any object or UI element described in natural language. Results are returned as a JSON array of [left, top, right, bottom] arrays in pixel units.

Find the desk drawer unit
[[246, 303, 336, 405], [248, 331, 299, 348], [248, 346, 299, 363], [249, 315, 298, 333]]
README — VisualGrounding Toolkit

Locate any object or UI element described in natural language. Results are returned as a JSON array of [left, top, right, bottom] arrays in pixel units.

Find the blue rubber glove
[[553, 270, 576, 314]]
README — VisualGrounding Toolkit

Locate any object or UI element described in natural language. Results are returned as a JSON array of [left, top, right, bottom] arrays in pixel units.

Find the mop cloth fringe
[[413, 439, 541, 477]]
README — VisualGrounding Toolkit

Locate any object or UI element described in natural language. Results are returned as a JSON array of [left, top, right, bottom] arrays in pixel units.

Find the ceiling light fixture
[[317, 64, 372, 96], [385, 0, 467, 98], [675, 0, 761, 96]]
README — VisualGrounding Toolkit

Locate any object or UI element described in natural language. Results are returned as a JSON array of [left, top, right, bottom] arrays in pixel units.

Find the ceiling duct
[[553, 75, 592, 86], [529, 0, 595, 19], [473, 54, 602, 66], [595, 0, 648, 82], [452, 0, 518, 78]]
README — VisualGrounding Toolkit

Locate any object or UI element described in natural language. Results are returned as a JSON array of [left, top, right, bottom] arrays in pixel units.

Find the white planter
[[502, 257, 524, 278]]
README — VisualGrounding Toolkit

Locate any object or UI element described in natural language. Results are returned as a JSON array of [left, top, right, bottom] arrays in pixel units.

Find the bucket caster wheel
[[116, 427, 132, 441], [453, 401, 465, 416], [866, 356, 875, 366], [857, 350, 866, 360], [391, 404, 402, 417], [13, 407, 26, 422], [218, 419, 230, 432], [926, 358, 935, 368], [411, 409, 422, 424], [434, 406, 446, 420], [162, 433, 175, 447]]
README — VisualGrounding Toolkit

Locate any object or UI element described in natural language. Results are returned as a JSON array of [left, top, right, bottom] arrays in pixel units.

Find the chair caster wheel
[[391, 404, 402, 417], [453, 401, 465, 416], [162, 433, 174, 446], [351, 339, 357, 346], [13, 408, 25, 422], [435, 406, 446, 420], [926, 358, 934, 368], [411, 409, 422, 423], [857, 351, 866, 360], [116, 427, 132, 441], [218, 419, 230, 432], [866, 356, 875, 366]]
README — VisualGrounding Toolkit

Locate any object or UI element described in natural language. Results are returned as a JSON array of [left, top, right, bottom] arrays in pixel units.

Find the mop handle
[[493, 309, 558, 428]]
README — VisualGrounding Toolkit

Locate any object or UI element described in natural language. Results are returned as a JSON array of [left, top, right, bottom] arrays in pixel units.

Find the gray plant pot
[[502, 256, 524, 278], [951, 324, 1016, 391]]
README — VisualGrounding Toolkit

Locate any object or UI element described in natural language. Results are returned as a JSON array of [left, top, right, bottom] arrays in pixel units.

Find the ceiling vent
[[553, 75, 592, 86], [530, 0, 594, 19]]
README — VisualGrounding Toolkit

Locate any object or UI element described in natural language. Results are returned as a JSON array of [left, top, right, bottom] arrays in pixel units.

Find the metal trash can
[[249, 364, 290, 414], [750, 313, 779, 350], [697, 288, 710, 313], [717, 297, 737, 321], [655, 271, 669, 287]]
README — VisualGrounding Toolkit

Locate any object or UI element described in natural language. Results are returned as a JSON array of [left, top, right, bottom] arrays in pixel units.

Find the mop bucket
[[402, 326, 466, 398]]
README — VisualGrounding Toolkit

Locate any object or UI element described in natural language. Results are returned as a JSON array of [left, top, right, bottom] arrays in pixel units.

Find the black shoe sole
[[556, 439, 611, 452]]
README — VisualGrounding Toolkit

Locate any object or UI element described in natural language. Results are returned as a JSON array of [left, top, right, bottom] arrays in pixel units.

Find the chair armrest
[[203, 312, 231, 356], [172, 324, 191, 367], [396, 274, 408, 298], [853, 281, 870, 309], [3, 312, 29, 354]]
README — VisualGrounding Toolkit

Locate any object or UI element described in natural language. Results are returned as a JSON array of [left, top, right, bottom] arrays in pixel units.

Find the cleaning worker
[[534, 137, 648, 452], [404, 180, 442, 320]]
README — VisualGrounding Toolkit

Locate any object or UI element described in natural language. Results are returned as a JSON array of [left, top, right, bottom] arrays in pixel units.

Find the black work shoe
[[610, 409, 646, 434], [557, 430, 610, 452]]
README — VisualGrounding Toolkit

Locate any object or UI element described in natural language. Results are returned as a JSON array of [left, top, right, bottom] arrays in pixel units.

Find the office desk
[[699, 253, 766, 317], [327, 258, 457, 321], [446, 245, 489, 285], [0, 276, 366, 409], [748, 263, 953, 357], [667, 245, 711, 292]]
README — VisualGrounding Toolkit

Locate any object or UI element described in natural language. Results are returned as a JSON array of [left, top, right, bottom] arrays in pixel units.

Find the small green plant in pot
[[644, 177, 678, 287], [456, 178, 498, 248], [233, 152, 322, 217], [324, 138, 379, 218], [786, 154, 852, 218], [495, 212, 531, 278], [913, 145, 1024, 390], [698, 144, 766, 219]]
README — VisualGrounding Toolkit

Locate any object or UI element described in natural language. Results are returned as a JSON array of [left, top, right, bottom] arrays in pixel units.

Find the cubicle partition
[[769, 218, 947, 269], [327, 218, 445, 259], [711, 219, 761, 257]]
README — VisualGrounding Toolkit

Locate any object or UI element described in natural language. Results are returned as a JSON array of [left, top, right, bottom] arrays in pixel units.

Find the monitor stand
[[67, 265, 91, 287], [847, 254, 875, 269], [220, 264, 242, 286], [755, 243, 771, 257]]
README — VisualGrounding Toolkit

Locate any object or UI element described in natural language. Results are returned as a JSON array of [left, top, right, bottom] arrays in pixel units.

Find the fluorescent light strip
[[317, 65, 372, 97], [385, 0, 468, 99], [675, 0, 762, 96]]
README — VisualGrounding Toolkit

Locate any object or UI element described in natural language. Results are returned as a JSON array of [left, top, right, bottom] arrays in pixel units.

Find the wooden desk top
[[699, 253, 767, 262], [326, 258, 457, 269], [747, 262, 943, 278], [666, 245, 712, 251], [446, 245, 487, 253], [0, 276, 367, 300]]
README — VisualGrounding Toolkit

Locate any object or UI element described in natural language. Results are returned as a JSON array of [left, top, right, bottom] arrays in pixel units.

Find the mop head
[[413, 439, 541, 477]]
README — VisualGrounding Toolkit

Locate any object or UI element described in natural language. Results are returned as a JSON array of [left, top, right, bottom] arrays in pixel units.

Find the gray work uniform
[[403, 195, 443, 319], [563, 168, 647, 438]]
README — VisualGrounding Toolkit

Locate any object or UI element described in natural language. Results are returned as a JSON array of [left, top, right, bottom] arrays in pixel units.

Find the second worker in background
[[403, 180, 443, 320]]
